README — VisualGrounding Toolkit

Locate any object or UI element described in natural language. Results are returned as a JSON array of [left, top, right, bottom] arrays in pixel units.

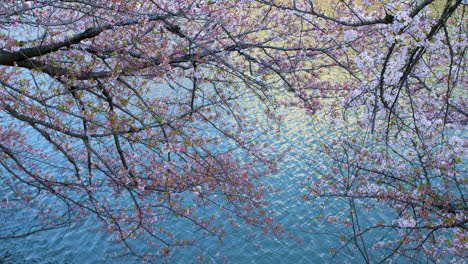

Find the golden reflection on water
[[240, 89, 340, 182]]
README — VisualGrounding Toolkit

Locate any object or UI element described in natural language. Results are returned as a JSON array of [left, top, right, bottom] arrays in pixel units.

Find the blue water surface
[[0, 94, 380, 264]]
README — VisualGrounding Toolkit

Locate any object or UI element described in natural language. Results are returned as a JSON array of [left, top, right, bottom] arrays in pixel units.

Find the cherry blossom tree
[[261, 0, 466, 262], [0, 0, 466, 263], [0, 0, 288, 261]]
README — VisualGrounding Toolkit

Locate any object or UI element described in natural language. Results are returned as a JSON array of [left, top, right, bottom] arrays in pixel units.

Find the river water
[[0, 93, 371, 264]]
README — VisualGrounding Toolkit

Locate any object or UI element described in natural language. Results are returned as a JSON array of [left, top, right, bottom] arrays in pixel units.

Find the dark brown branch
[[0, 13, 171, 66]]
